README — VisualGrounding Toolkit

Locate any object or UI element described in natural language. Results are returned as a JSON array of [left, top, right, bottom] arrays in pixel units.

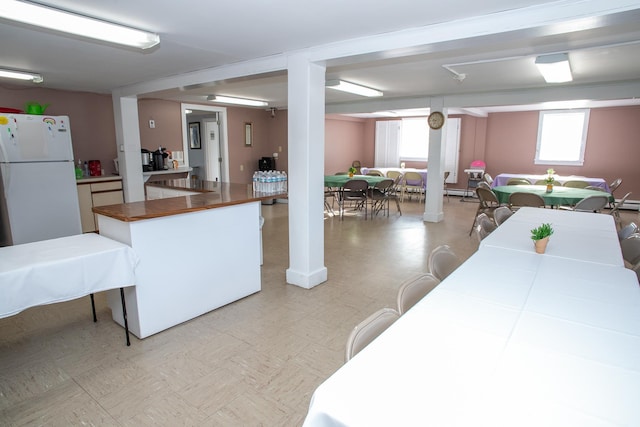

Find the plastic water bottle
[[282, 171, 287, 192], [267, 171, 274, 193], [252, 171, 258, 192]]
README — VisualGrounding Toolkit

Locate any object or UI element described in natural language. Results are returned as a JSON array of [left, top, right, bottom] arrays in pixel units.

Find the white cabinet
[[77, 178, 124, 232]]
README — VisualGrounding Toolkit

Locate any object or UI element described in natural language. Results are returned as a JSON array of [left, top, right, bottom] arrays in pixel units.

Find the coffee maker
[[258, 156, 275, 171], [153, 148, 165, 171], [141, 149, 152, 171]]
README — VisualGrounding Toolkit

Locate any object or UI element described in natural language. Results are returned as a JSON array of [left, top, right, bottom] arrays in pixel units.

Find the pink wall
[[0, 84, 117, 174], [3, 83, 637, 197], [325, 115, 371, 174], [457, 114, 488, 178], [484, 106, 640, 197]]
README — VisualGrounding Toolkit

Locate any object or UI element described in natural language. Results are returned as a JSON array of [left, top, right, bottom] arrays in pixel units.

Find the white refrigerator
[[0, 114, 82, 246]]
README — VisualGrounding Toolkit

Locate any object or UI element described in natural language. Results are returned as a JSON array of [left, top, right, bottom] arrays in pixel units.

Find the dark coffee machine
[[153, 149, 165, 170]]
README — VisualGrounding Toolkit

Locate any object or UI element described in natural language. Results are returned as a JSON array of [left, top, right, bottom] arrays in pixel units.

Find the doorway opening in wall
[[181, 103, 229, 182]]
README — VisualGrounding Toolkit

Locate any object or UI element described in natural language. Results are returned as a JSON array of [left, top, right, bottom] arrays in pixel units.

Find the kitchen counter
[[93, 180, 286, 222], [93, 180, 286, 339]]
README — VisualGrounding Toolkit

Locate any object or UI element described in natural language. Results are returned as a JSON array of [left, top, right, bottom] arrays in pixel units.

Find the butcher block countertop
[[93, 180, 286, 222]]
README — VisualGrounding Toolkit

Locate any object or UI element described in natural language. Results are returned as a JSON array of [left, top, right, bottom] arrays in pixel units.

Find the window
[[535, 109, 590, 166], [374, 117, 461, 183], [399, 117, 429, 161]]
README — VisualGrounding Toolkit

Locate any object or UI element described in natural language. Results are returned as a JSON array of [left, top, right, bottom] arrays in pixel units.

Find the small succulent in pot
[[531, 223, 554, 241]]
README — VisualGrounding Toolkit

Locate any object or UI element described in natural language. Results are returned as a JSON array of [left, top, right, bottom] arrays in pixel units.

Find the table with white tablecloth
[[480, 207, 623, 266], [492, 173, 609, 191], [0, 233, 138, 344], [303, 207, 640, 427]]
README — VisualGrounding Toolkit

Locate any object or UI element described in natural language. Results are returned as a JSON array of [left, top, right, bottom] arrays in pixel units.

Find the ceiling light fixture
[[0, 68, 43, 83], [326, 80, 383, 97], [0, 0, 160, 49], [207, 95, 268, 107], [535, 53, 573, 83]]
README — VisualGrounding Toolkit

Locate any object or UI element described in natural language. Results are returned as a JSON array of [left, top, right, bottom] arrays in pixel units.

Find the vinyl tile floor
[[1, 197, 635, 426]]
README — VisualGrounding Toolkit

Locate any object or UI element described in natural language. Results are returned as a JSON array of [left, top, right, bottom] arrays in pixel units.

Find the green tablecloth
[[492, 185, 613, 206], [324, 175, 388, 188]]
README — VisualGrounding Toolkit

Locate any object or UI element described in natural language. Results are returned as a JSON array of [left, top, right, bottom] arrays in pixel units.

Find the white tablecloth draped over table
[[492, 173, 609, 191], [0, 233, 139, 318], [303, 207, 640, 427], [480, 208, 623, 266]]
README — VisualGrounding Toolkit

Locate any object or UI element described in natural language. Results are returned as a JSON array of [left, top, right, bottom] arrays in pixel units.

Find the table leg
[[120, 288, 131, 346], [90, 293, 97, 322]]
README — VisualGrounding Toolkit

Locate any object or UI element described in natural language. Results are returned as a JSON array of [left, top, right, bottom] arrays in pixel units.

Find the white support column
[[424, 98, 446, 223], [112, 94, 145, 202], [286, 54, 328, 289]]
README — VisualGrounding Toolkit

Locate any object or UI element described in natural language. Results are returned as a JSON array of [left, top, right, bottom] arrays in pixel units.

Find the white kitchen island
[[94, 180, 286, 339]]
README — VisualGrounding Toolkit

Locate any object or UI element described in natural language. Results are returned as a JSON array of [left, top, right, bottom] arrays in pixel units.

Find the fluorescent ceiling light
[[0, 68, 42, 83], [207, 95, 268, 107], [0, 0, 159, 49], [535, 53, 572, 83], [326, 80, 383, 97]]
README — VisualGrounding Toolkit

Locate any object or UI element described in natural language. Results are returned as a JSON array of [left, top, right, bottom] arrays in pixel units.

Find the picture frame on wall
[[189, 122, 201, 149], [245, 122, 252, 147]]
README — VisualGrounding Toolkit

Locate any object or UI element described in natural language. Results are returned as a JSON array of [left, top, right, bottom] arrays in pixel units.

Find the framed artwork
[[189, 122, 201, 149], [244, 122, 252, 147]]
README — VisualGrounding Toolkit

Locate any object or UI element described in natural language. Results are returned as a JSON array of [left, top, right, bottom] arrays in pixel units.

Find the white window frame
[[535, 109, 590, 166], [399, 117, 429, 161]]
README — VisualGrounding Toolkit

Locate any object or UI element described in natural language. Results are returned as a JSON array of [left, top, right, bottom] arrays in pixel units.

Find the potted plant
[[531, 223, 554, 254], [348, 166, 357, 178], [544, 168, 555, 192]]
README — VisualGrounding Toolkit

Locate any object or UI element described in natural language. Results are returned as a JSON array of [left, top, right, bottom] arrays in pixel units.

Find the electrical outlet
[[240, 164, 244, 171], [279, 146, 282, 152], [149, 119, 155, 128]]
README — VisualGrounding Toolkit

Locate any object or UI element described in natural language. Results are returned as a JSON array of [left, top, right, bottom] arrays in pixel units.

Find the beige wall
[[226, 105, 280, 182], [138, 99, 183, 153]]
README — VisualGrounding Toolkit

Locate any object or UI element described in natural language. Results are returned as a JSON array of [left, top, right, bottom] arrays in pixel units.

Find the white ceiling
[[2, 0, 640, 116]]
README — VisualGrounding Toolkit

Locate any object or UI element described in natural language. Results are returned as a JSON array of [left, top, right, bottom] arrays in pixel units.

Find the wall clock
[[428, 111, 445, 130]]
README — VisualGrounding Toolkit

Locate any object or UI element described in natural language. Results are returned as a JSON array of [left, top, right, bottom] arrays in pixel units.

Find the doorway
[[181, 103, 229, 182], [203, 117, 222, 181]]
